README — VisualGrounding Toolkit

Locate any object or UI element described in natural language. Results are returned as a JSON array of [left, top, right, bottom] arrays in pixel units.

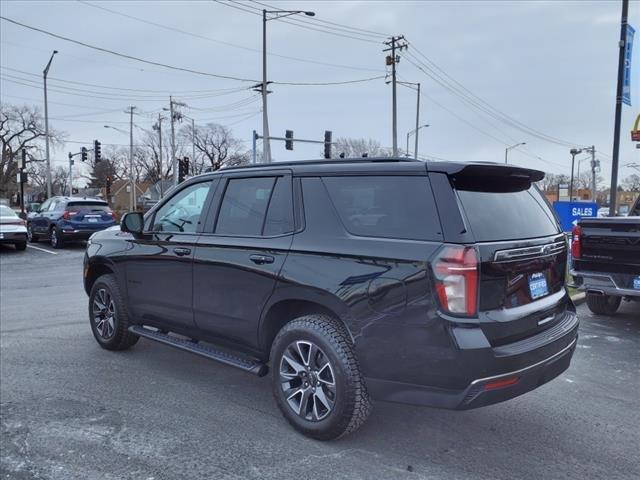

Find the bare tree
[[0, 103, 65, 198], [183, 122, 248, 172], [622, 174, 640, 191], [137, 128, 173, 183], [331, 137, 392, 158]]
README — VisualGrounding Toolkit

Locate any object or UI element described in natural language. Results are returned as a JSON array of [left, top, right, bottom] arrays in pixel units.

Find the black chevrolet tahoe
[[83, 158, 578, 440]]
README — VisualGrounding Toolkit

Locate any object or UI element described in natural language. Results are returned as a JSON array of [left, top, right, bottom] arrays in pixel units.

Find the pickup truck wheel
[[270, 314, 371, 440], [586, 293, 621, 315], [89, 274, 139, 351]]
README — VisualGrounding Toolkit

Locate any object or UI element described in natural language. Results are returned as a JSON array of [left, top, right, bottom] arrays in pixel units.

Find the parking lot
[[1, 243, 639, 480]]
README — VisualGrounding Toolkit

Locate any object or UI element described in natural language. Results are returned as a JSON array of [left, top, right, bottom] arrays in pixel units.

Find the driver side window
[[152, 181, 212, 233]]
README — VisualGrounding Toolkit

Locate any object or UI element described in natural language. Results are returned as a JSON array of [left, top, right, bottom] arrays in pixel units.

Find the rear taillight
[[5, 219, 26, 226], [107, 210, 117, 221], [432, 245, 478, 316], [62, 210, 78, 220], [571, 225, 582, 259]]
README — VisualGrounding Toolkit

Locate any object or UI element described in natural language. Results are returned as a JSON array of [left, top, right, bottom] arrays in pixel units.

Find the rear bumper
[[570, 269, 640, 298], [59, 227, 112, 241], [365, 305, 579, 410], [0, 231, 27, 243]]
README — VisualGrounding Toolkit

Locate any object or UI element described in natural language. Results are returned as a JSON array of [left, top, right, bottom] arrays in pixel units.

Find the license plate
[[634, 277, 640, 290], [529, 272, 549, 300], [87, 218, 98, 223]]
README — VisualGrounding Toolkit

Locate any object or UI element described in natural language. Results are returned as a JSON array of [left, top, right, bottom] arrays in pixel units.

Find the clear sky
[[1, 0, 639, 182]]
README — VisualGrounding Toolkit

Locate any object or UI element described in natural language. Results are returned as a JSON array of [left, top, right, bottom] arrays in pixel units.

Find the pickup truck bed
[[571, 214, 640, 314]]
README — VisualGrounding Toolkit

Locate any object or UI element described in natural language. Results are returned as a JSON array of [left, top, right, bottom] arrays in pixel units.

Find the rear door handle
[[249, 254, 274, 265], [173, 247, 191, 256]]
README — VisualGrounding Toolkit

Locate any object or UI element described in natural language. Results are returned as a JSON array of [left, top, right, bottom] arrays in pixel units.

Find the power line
[[78, 0, 383, 73], [274, 75, 385, 86]]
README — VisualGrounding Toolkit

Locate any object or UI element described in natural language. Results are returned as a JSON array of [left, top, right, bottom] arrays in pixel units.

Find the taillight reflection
[[571, 225, 581, 259], [433, 245, 478, 316], [62, 210, 79, 220]]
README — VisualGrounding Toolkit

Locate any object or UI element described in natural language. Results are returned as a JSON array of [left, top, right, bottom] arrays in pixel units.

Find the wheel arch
[[84, 258, 117, 295], [259, 288, 355, 360]]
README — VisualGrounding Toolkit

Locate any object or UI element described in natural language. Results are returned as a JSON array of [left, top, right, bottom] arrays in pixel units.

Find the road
[[1, 243, 639, 480]]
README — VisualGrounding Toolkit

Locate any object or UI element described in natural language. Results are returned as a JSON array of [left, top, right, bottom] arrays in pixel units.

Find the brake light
[[432, 245, 478, 316], [62, 210, 78, 220], [5, 219, 26, 226], [107, 210, 117, 221], [571, 225, 582, 259]]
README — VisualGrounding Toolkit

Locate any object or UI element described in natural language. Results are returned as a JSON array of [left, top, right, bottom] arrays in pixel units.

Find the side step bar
[[129, 326, 268, 377]]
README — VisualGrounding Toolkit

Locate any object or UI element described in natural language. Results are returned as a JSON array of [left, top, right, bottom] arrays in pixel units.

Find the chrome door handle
[[173, 247, 191, 256], [249, 254, 274, 265]]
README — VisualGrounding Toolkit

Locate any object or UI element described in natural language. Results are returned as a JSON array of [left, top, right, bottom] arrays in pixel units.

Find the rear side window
[[323, 176, 442, 241], [263, 177, 294, 236], [457, 186, 559, 241], [216, 177, 274, 236]]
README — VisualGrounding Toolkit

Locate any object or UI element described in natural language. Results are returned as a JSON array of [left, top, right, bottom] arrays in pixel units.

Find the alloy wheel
[[279, 340, 336, 422], [50, 229, 57, 247], [27, 225, 33, 241], [92, 288, 116, 339]]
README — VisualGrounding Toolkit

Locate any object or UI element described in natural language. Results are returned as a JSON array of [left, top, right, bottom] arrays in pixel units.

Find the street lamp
[[104, 124, 136, 210], [43, 49, 58, 199], [406, 124, 429, 158], [504, 142, 526, 164], [261, 8, 315, 163], [569, 148, 583, 200]]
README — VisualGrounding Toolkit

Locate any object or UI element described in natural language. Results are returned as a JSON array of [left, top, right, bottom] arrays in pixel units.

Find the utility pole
[[252, 130, 257, 164], [262, 9, 272, 164], [609, 0, 629, 216], [586, 145, 597, 201], [19, 149, 27, 218], [43, 50, 57, 199], [414, 82, 421, 160], [68, 152, 73, 196], [170, 96, 177, 185], [191, 117, 196, 177], [126, 106, 137, 211], [384, 36, 408, 157], [154, 114, 164, 199]]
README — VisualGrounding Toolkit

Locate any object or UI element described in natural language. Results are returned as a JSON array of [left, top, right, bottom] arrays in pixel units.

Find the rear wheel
[[89, 274, 139, 350], [271, 314, 371, 440], [586, 293, 621, 315], [50, 226, 64, 249], [27, 224, 38, 242], [14, 241, 27, 251]]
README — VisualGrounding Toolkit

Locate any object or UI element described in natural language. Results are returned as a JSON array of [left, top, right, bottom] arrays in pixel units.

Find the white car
[[0, 205, 27, 251], [597, 207, 610, 217]]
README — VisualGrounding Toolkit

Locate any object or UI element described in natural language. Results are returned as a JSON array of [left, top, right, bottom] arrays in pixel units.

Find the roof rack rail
[[223, 157, 419, 171]]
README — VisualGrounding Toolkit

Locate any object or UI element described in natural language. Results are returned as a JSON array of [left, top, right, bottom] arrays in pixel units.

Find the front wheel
[[89, 274, 139, 350], [50, 227, 64, 249], [271, 314, 371, 440], [586, 293, 621, 315], [27, 224, 38, 242]]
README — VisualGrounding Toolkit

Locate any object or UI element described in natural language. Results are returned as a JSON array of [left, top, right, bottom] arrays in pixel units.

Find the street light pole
[[414, 83, 421, 160], [43, 50, 58, 198], [191, 117, 196, 176], [505, 142, 526, 164], [261, 8, 315, 164], [127, 106, 137, 211], [569, 148, 582, 201], [155, 114, 164, 198], [406, 124, 429, 158]]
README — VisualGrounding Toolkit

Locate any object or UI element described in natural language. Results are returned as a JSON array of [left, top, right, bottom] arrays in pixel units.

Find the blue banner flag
[[622, 24, 635, 106]]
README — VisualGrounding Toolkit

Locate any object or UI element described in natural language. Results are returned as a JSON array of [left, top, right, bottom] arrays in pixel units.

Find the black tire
[[586, 293, 621, 315], [270, 314, 371, 440], [14, 241, 27, 251], [27, 224, 38, 243], [50, 226, 64, 249], [88, 274, 139, 351]]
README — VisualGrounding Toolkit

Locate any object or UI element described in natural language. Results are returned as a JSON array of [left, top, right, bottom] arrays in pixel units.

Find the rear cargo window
[[457, 186, 559, 241], [67, 202, 110, 212], [323, 176, 441, 241]]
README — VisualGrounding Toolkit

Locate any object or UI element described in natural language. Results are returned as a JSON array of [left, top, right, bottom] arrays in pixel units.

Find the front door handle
[[173, 247, 191, 256], [249, 254, 275, 265]]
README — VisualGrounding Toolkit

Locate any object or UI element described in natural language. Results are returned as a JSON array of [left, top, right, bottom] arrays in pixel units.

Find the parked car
[[0, 205, 27, 250], [571, 195, 640, 314], [28, 197, 117, 249], [597, 207, 610, 217], [84, 158, 578, 440]]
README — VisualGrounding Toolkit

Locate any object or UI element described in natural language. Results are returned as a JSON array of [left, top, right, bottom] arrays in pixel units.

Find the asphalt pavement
[[1, 243, 639, 480]]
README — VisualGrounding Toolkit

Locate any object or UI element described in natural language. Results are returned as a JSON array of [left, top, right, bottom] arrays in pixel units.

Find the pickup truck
[[571, 196, 640, 314]]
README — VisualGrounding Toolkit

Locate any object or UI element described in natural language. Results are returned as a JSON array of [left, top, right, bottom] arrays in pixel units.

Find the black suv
[[28, 196, 117, 248], [84, 159, 578, 439]]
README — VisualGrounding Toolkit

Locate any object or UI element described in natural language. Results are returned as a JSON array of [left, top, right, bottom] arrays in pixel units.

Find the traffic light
[[183, 157, 190, 177], [81, 147, 88, 162], [106, 176, 112, 196], [94, 140, 102, 162], [324, 130, 332, 159], [178, 158, 185, 183], [285, 130, 294, 150]]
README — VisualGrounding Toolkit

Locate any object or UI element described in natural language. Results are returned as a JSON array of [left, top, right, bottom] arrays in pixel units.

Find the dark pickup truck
[[571, 196, 640, 314]]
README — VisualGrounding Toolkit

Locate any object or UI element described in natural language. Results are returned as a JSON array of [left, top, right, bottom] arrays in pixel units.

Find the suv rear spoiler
[[427, 162, 545, 192]]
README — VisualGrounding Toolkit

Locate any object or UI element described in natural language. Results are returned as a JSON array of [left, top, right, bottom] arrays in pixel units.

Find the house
[[139, 179, 175, 211], [102, 180, 150, 212]]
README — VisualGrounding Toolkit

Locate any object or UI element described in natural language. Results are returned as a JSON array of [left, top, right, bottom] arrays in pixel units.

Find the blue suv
[[28, 196, 117, 248]]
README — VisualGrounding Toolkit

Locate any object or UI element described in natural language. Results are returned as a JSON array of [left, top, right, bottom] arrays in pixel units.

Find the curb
[[570, 292, 586, 306]]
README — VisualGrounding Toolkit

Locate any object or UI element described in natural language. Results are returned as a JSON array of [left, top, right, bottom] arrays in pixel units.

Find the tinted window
[[216, 177, 274, 236], [323, 176, 442, 241], [263, 177, 294, 236], [153, 181, 212, 233], [457, 186, 559, 241], [67, 201, 110, 212]]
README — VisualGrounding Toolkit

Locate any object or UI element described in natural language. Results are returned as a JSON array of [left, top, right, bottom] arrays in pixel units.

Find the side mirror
[[120, 212, 144, 234]]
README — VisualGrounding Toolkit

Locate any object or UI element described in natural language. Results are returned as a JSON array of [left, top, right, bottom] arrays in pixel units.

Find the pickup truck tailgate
[[576, 217, 640, 274]]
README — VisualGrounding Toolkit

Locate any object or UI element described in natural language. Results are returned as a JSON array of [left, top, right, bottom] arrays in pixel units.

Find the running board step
[[129, 326, 268, 377]]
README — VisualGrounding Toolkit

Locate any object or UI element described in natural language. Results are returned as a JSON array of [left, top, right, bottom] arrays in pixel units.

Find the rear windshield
[[67, 202, 110, 212], [457, 186, 559, 241], [323, 175, 442, 241], [0, 205, 17, 217]]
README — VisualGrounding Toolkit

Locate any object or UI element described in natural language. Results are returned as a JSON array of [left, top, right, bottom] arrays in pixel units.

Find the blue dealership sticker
[[529, 272, 549, 300], [634, 276, 640, 290]]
